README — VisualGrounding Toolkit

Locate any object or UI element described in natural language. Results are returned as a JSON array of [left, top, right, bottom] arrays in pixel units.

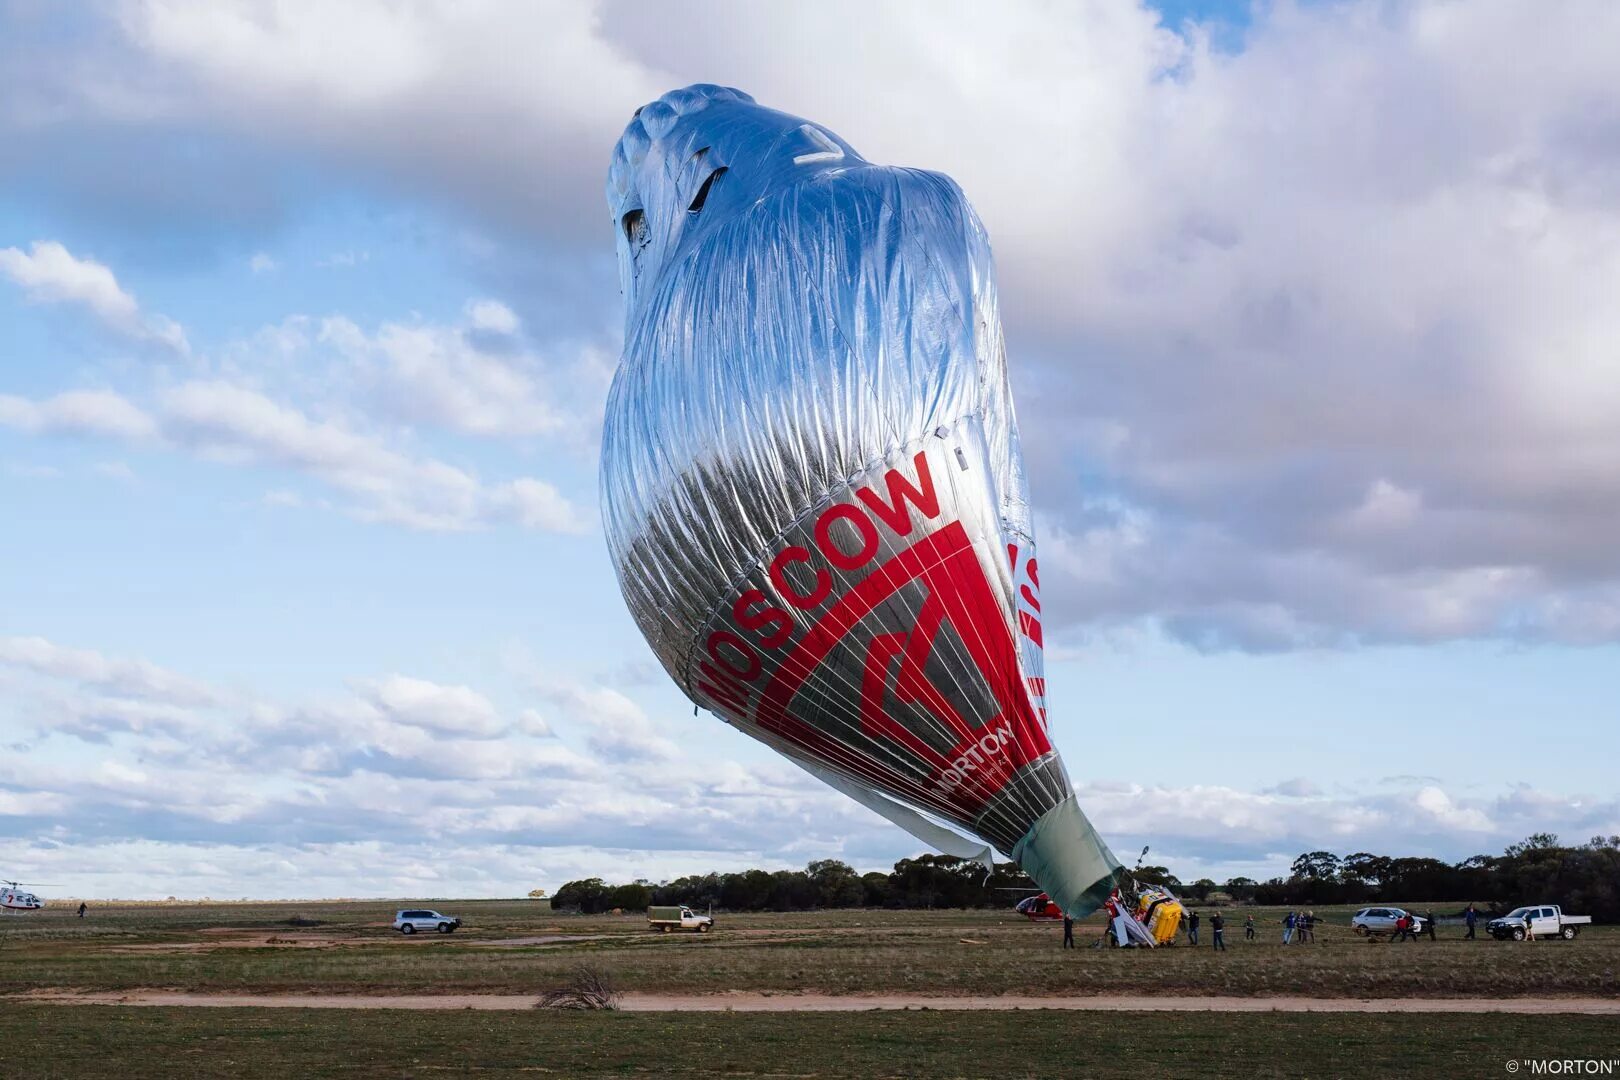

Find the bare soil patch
[[17, 989, 1620, 1014]]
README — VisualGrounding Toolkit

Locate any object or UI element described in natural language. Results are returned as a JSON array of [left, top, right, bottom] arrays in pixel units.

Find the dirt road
[[17, 990, 1620, 1013]]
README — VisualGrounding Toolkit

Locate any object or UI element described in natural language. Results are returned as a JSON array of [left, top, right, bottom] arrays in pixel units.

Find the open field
[[3, 900, 1617, 999], [7, 1006, 1619, 1079], [5, 900, 1616, 1077]]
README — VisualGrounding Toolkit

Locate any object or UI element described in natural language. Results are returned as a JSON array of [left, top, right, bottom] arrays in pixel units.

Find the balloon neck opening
[[1010, 794, 1121, 918]]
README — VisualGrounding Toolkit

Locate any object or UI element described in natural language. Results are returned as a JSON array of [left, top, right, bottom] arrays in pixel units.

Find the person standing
[[1393, 913, 1411, 942], [1063, 913, 1075, 949], [1523, 910, 1536, 942], [1283, 910, 1295, 944], [1464, 904, 1478, 940], [1211, 911, 1226, 952], [77, 902, 87, 919], [1188, 909, 1200, 946], [1300, 911, 1315, 944], [1245, 913, 1256, 941], [1424, 910, 1437, 942]]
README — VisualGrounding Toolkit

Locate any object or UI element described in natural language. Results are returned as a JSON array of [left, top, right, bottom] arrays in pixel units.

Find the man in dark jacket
[[1464, 905, 1478, 940], [1063, 913, 1074, 949], [1188, 910, 1200, 945], [1211, 911, 1226, 952], [1425, 910, 1437, 941]]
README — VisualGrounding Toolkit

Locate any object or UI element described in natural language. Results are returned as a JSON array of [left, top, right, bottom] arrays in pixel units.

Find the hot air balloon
[[601, 85, 1121, 916]]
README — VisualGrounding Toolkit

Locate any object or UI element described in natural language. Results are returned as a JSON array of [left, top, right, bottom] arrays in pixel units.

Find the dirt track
[[17, 990, 1620, 1013]]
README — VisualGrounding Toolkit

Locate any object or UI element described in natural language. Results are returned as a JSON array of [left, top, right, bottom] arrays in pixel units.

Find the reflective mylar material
[[601, 85, 1120, 915]]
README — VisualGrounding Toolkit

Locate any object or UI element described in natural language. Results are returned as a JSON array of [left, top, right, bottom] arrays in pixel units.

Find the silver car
[[393, 908, 461, 935], [1350, 906, 1424, 935]]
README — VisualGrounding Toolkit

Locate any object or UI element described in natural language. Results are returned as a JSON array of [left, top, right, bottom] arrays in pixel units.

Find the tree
[[719, 869, 775, 911], [1135, 865, 1182, 890], [1505, 833, 1560, 858], [553, 877, 610, 914], [1223, 877, 1257, 902], [1290, 851, 1342, 881], [541, 834, 1620, 921], [607, 882, 653, 912], [890, 854, 986, 908], [807, 860, 864, 908], [860, 871, 893, 907], [1340, 852, 1390, 888]]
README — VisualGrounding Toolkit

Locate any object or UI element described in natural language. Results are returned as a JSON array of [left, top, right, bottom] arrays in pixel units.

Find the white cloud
[[358, 675, 503, 737], [316, 249, 368, 268], [1413, 785, 1494, 833], [0, 635, 220, 707], [0, 389, 158, 440], [2, 634, 1615, 898], [248, 252, 277, 273], [40, 0, 1618, 647], [2, 378, 591, 532], [465, 298, 519, 336], [1079, 777, 1618, 874], [317, 312, 596, 440], [6, 374, 589, 532], [92, 460, 137, 482], [531, 675, 680, 762], [109, 0, 664, 247], [0, 240, 188, 352], [4, 461, 61, 478], [515, 708, 554, 738]]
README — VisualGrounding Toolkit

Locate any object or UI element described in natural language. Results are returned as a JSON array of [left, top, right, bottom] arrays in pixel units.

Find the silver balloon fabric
[[601, 85, 1120, 914]]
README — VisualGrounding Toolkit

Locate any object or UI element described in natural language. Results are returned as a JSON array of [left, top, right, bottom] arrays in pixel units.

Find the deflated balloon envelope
[[601, 84, 1120, 915]]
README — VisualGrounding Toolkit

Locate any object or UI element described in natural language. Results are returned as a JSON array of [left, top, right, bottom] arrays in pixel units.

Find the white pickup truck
[[1486, 905, 1592, 941], [647, 905, 713, 933]]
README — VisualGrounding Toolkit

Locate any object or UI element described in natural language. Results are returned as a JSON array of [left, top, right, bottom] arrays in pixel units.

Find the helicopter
[[1, 880, 52, 912], [1012, 892, 1066, 921]]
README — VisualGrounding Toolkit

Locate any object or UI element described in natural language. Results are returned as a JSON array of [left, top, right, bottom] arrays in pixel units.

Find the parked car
[[1487, 905, 1592, 941], [1350, 907, 1426, 936], [647, 905, 713, 933], [393, 908, 461, 934]]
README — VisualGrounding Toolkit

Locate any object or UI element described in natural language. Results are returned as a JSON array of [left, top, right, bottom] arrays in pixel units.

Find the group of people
[[1064, 901, 1505, 950], [1185, 910, 1243, 950], [1389, 910, 1438, 942], [1282, 910, 1319, 943]]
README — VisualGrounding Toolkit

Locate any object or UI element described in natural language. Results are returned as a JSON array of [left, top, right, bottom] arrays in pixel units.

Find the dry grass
[[3, 900, 1615, 999], [7, 1006, 1619, 1079]]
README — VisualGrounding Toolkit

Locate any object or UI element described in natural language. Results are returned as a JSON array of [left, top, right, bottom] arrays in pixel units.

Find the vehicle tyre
[[438, 923, 453, 934], [1354, 925, 1368, 936], [698, 923, 710, 933], [661, 925, 671, 933], [401, 923, 415, 935], [1561, 926, 1576, 940], [1511, 927, 1525, 941]]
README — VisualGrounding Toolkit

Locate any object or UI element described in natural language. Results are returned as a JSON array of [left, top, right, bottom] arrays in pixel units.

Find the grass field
[[3, 900, 1616, 999], [8, 1005, 1619, 1079]]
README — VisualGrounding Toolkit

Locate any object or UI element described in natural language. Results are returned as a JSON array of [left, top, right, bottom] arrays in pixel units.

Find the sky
[[2, 0, 1617, 900]]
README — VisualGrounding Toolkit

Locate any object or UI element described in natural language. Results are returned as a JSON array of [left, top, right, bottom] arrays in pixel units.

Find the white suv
[[1350, 907, 1424, 935], [393, 908, 461, 934]]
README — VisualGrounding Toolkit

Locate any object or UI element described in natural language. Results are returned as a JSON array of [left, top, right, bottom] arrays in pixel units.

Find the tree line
[[552, 854, 1035, 914], [1211, 834, 1620, 921], [550, 834, 1620, 922]]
